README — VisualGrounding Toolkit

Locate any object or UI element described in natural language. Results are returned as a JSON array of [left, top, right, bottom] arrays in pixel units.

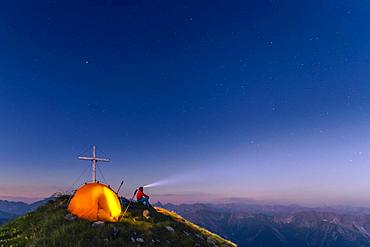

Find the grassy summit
[[0, 196, 236, 247]]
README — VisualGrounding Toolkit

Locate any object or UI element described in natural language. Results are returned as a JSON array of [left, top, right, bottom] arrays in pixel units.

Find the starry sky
[[1, 0, 370, 205]]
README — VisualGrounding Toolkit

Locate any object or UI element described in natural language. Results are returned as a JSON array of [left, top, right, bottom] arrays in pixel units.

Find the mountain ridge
[[160, 202, 370, 247], [0, 196, 236, 247]]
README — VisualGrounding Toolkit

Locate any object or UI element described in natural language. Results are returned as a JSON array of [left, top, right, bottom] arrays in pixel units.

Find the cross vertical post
[[92, 145, 96, 182]]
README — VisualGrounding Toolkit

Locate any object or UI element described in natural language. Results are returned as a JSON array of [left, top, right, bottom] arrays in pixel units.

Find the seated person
[[136, 186, 150, 206]]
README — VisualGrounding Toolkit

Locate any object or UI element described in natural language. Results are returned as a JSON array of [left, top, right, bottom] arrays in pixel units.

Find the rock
[[58, 200, 68, 208], [143, 209, 150, 219], [64, 214, 76, 221], [195, 233, 204, 240], [112, 226, 119, 237], [136, 237, 144, 243], [165, 226, 175, 232], [91, 221, 104, 227], [207, 237, 217, 246], [131, 237, 136, 242]]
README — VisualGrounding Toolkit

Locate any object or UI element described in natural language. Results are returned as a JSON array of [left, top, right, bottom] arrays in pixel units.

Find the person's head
[[138, 186, 143, 191]]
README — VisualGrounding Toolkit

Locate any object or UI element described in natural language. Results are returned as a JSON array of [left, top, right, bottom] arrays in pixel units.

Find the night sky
[[1, 0, 370, 205]]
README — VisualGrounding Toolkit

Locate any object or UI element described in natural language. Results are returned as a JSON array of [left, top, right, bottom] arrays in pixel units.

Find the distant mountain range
[[158, 202, 370, 247], [0, 197, 54, 224], [0, 211, 16, 225]]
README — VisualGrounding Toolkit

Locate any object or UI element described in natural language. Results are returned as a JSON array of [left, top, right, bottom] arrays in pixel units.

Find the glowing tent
[[68, 182, 122, 222]]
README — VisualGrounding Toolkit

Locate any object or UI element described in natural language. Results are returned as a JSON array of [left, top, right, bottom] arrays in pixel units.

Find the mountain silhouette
[[161, 202, 370, 247]]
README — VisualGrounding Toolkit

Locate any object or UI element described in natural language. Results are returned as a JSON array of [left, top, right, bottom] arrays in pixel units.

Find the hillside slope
[[0, 196, 236, 247]]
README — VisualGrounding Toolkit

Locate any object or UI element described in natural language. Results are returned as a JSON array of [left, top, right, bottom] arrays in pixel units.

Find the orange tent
[[68, 182, 121, 222]]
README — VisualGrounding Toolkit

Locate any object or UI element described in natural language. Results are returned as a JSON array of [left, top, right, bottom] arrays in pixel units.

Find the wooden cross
[[78, 145, 110, 182]]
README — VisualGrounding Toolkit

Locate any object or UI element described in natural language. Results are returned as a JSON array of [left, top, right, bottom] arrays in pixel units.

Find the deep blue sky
[[1, 0, 370, 205]]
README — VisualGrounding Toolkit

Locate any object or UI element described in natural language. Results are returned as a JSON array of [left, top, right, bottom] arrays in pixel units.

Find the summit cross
[[78, 145, 110, 182]]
